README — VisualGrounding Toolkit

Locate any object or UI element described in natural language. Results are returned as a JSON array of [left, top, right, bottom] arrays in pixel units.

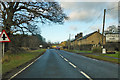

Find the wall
[[87, 32, 106, 45], [77, 32, 106, 46]]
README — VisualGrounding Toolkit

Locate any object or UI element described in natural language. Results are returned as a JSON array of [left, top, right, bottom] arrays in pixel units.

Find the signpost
[[0, 30, 11, 57]]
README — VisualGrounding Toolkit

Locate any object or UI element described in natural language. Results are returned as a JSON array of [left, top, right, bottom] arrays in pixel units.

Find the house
[[71, 29, 106, 46]]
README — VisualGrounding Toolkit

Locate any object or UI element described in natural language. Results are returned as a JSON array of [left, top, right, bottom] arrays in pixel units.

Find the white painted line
[[56, 50, 92, 80], [69, 62, 77, 68], [61, 55, 64, 58], [9, 62, 34, 80], [92, 59, 98, 61], [64, 58, 68, 62], [80, 71, 93, 80], [8, 56, 42, 80], [56, 52, 64, 59]]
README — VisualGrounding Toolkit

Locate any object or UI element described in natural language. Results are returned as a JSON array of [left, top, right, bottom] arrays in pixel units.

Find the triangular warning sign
[[0, 30, 11, 42]]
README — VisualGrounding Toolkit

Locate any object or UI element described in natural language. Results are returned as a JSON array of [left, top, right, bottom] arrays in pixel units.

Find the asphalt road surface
[[12, 49, 118, 79]]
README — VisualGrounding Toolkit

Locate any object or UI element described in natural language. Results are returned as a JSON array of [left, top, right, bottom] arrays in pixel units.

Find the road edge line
[[8, 55, 42, 80]]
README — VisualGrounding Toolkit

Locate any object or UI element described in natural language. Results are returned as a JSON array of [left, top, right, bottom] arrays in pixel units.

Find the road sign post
[[2, 43, 4, 57], [0, 30, 11, 57]]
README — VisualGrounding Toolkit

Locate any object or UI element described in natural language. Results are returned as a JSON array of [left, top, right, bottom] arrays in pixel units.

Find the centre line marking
[[55, 50, 92, 80], [69, 62, 77, 68], [80, 71, 93, 80], [64, 58, 68, 62], [61, 56, 64, 58]]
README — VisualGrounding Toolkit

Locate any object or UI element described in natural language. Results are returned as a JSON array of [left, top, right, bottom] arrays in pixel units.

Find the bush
[[9, 47, 26, 54], [2, 56, 10, 63], [92, 47, 102, 53], [30, 47, 38, 50]]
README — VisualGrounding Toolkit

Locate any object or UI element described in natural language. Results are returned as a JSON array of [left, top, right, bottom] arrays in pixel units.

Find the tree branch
[[0, 2, 6, 10]]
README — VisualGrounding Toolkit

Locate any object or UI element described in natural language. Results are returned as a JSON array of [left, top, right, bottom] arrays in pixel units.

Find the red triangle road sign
[[0, 30, 11, 42]]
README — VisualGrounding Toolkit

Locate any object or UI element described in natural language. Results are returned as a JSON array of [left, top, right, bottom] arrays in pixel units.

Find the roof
[[77, 31, 98, 41]]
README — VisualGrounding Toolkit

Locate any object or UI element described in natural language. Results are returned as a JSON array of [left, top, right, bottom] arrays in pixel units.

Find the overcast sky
[[40, 1, 119, 43], [1, 0, 118, 43]]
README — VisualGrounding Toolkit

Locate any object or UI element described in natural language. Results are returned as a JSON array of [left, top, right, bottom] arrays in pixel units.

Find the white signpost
[[0, 30, 11, 57], [102, 48, 106, 54], [39, 45, 43, 49]]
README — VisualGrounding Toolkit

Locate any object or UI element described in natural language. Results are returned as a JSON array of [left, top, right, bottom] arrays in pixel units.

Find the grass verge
[[64, 49, 120, 64], [2, 49, 46, 74], [82, 54, 119, 64], [64, 49, 92, 53]]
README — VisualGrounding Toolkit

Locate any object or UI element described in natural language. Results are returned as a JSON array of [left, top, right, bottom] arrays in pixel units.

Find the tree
[[104, 25, 118, 34], [0, 1, 68, 35]]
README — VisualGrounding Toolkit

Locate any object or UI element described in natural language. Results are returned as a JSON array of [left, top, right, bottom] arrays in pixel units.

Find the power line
[[83, 5, 118, 34], [83, 11, 103, 33]]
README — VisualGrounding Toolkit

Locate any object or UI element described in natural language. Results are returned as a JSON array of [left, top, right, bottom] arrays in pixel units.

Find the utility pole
[[102, 9, 106, 54], [102, 9, 106, 47]]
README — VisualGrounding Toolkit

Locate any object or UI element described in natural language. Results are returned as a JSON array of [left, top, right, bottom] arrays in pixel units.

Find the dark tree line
[[7, 34, 49, 53]]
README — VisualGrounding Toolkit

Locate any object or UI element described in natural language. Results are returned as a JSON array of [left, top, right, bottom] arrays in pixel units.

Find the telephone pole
[[102, 9, 106, 47], [102, 9, 106, 54]]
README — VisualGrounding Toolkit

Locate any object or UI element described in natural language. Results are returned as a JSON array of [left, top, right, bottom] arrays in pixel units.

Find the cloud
[[69, 10, 94, 22], [69, 26, 78, 31], [60, 2, 118, 23], [58, 0, 119, 2]]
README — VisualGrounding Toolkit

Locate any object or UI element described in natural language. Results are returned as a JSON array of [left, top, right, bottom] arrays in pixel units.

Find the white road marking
[[92, 59, 98, 61], [55, 50, 92, 80], [80, 71, 93, 80], [8, 56, 42, 80], [64, 58, 68, 62], [68, 62, 77, 68], [61, 55, 64, 58]]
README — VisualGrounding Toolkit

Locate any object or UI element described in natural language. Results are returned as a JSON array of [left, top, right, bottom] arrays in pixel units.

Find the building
[[71, 30, 106, 46]]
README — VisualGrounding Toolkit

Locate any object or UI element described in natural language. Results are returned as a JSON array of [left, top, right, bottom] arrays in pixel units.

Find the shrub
[[92, 47, 102, 53], [9, 47, 26, 54], [2, 56, 10, 63], [30, 47, 38, 50]]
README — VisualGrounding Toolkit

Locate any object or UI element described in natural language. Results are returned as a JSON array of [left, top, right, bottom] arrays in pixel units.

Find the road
[[12, 49, 118, 79]]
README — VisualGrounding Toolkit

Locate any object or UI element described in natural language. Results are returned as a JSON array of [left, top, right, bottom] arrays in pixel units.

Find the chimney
[[75, 35, 78, 39], [75, 33, 83, 39], [79, 33, 83, 37], [98, 29, 100, 33]]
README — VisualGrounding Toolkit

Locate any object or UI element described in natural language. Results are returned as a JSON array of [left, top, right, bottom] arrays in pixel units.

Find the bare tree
[[105, 25, 118, 34], [0, 1, 68, 35]]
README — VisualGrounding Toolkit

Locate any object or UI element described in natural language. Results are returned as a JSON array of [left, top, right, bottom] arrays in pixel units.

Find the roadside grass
[[83, 54, 119, 64], [65, 49, 92, 53], [64, 49, 120, 64], [99, 53, 119, 58], [2, 49, 46, 74]]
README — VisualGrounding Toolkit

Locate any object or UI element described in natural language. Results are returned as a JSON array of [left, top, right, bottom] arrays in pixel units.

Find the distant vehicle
[[56, 46, 60, 50]]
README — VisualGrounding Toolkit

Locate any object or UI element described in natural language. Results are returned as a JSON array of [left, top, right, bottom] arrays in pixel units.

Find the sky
[[39, 1, 118, 43], [1, 0, 118, 43]]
